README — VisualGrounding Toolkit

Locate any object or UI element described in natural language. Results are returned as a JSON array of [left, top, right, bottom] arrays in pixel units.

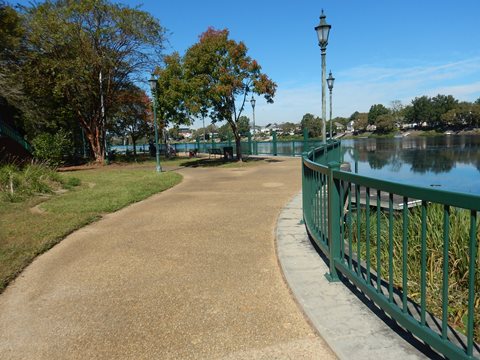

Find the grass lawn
[[110, 153, 284, 169], [0, 165, 182, 292]]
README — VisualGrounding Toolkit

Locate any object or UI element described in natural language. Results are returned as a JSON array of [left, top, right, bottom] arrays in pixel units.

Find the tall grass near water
[[348, 203, 480, 342]]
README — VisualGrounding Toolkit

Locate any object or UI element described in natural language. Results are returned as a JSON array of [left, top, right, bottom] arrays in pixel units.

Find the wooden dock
[[350, 187, 421, 210]]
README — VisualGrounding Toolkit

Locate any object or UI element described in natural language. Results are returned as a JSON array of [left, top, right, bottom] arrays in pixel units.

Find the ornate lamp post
[[149, 74, 162, 172], [315, 9, 331, 144], [250, 95, 256, 154], [327, 70, 335, 140]]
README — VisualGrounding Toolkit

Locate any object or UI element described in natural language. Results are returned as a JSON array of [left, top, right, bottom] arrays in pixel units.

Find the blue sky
[[129, 0, 480, 127], [16, 0, 480, 127]]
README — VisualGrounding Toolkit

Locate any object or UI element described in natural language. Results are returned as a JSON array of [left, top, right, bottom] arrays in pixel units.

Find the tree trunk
[[132, 137, 137, 160], [82, 118, 105, 164], [228, 120, 243, 161], [234, 132, 243, 161], [164, 136, 169, 159], [88, 132, 104, 163]]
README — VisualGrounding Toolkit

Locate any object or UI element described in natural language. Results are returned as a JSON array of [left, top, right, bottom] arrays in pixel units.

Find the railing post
[[303, 127, 309, 152], [325, 161, 341, 282], [272, 131, 277, 156]]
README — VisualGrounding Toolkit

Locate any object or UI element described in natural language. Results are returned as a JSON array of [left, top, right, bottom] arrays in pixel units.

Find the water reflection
[[342, 135, 480, 194]]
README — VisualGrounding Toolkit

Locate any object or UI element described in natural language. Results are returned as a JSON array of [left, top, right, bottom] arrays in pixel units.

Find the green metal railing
[[183, 132, 322, 158], [302, 140, 480, 359], [0, 120, 32, 153]]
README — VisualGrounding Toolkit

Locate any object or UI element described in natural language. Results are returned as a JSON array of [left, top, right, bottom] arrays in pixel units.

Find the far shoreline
[[342, 128, 480, 140]]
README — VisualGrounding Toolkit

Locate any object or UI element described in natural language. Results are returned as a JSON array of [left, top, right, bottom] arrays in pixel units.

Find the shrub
[[0, 163, 80, 202], [0, 164, 22, 201], [32, 130, 73, 167], [62, 176, 81, 189]]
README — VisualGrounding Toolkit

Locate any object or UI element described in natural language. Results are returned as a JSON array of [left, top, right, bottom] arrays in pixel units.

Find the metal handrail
[[0, 120, 32, 153], [302, 140, 479, 359]]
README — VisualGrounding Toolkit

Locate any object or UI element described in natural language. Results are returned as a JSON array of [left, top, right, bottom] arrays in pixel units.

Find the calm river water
[[341, 135, 480, 195]]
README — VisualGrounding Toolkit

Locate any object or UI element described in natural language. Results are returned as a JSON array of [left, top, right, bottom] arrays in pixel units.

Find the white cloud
[[254, 56, 480, 124]]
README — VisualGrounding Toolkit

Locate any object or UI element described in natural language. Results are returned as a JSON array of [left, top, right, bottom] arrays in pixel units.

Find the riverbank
[[343, 128, 480, 139]]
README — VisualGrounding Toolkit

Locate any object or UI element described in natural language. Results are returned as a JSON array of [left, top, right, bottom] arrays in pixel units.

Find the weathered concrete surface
[[0, 159, 336, 359], [276, 193, 438, 360]]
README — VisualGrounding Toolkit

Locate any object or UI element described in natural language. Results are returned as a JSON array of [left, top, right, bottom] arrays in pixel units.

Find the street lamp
[[327, 70, 335, 140], [149, 74, 162, 172], [250, 95, 256, 154], [315, 9, 331, 144]]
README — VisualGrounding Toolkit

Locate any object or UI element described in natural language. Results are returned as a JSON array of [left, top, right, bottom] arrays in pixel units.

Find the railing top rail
[[0, 119, 32, 153], [303, 140, 480, 211], [333, 169, 480, 211]]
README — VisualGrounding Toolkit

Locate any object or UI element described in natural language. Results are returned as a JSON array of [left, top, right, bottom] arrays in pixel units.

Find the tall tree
[[368, 104, 389, 125], [153, 52, 194, 157], [375, 113, 395, 133], [154, 52, 193, 132], [352, 112, 368, 132], [406, 96, 434, 125], [389, 100, 404, 123], [300, 113, 322, 138], [279, 122, 297, 135], [0, 2, 27, 126], [20, 0, 165, 163], [110, 85, 153, 158], [441, 102, 480, 128], [431, 94, 458, 126], [217, 122, 233, 141], [183, 28, 276, 161]]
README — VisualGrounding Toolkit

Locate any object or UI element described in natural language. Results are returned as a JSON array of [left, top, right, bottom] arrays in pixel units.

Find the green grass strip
[[0, 166, 182, 292]]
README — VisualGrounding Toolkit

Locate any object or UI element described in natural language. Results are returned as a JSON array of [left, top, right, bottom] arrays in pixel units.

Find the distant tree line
[[350, 95, 480, 134]]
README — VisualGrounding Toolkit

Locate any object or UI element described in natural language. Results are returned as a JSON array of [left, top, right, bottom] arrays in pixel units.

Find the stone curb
[[276, 192, 440, 360]]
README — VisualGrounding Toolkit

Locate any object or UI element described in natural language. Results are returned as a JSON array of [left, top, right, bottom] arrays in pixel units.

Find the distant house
[[346, 120, 355, 133], [401, 123, 417, 129], [334, 122, 344, 131], [366, 124, 377, 132], [261, 123, 281, 134], [178, 127, 193, 139], [251, 125, 262, 134]]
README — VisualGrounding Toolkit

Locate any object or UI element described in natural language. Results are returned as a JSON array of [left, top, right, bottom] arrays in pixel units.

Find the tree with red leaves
[[110, 85, 153, 159], [184, 28, 276, 161]]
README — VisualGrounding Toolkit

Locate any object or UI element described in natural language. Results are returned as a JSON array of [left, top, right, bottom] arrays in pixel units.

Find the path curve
[[0, 158, 335, 359]]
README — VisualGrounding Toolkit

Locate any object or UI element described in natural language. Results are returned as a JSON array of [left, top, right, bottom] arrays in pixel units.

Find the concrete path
[[277, 194, 440, 360], [0, 158, 336, 359]]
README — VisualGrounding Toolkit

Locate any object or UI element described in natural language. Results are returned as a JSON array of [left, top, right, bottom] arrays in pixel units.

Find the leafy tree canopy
[[368, 104, 390, 125], [183, 27, 276, 160], [19, 0, 165, 162], [375, 113, 395, 134], [300, 113, 322, 138], [110, 85, 153, 156], [153, 52, 193, 131]]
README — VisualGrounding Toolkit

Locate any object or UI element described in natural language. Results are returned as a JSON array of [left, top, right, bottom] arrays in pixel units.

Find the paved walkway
[[0, 158, 336, 359]]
